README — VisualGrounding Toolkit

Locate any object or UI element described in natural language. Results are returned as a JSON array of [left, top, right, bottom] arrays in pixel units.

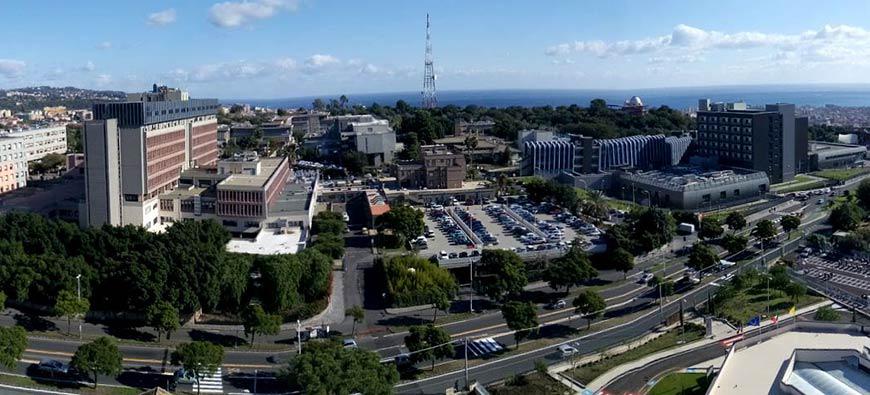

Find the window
[[734, 189, 740, 196], [124, 194, 138, 202], [720, 191, 727, 199]]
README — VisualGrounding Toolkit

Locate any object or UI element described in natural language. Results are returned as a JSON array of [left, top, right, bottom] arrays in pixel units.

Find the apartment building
[[326, 114, 397, 165], [82, 85, 219, 229], [0, 125, 67, 162], [0, 137, 26, 193], [393, 145, 466, 189], [696, 99, 809, 183]]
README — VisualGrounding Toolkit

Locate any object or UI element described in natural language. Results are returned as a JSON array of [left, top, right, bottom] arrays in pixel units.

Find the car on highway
[[343, 339, 358, 348], [37, 359, 72, 375], [548, 299, 567, 309], [558, 344, 578, 358], [640, 271, 655, 284]]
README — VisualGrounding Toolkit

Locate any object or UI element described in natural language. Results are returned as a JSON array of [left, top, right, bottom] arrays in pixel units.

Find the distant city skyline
[[5, 1, 870, 98]]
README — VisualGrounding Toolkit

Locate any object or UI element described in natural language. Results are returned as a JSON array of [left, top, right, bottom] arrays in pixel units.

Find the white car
[[342, 339, 358, 348], [558, 344, 578, 358], [640, 272, 655, 283]]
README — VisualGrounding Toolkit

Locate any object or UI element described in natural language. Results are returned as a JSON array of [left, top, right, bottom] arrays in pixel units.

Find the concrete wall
[[83, 119, 121, 226]]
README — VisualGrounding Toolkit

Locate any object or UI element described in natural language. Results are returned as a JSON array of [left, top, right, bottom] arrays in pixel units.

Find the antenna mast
[[422, 13, 438, 109]]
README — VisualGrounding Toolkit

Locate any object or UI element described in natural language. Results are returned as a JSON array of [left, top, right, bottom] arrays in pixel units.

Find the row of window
[[698, 116, 752, 125], [698, 124, 753, 133], [698, 149, 753, 161], [698, 133, 753, 143]]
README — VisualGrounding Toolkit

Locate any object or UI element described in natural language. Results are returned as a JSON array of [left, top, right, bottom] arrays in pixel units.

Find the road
[[394, 205, 830, 394]]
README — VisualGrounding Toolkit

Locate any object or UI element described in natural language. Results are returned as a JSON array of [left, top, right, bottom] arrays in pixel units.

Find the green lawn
[[775, 181, 828, 194], [811, 167, 870, 181], [649, 372, 711, 395], [489, 372, 571, 395], [709, 278, 824, 325], [564, 324, 705, 384], [0, 373, 141, 395]]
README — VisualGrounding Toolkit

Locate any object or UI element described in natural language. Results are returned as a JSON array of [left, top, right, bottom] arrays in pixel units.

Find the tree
[[70, 337, 122, 389], [311, 211, 346, 235], [699, 216, 724, 240], [725, 211, 747, 232], [806, 233, 832, 252], [54, 289, 89, 335], [829, 201, 863, 231], [813, 306, 839, 321], [377, 205, 424, 244], [345, 305, 364, 337], [464, 134, 479, 179], [404, 325, 453, 370], [611, 248, 635, 279], [722, 234, 748, 256], [146, 301, 179, 342], [687, 243, 718, 271], [784, 282, 807, 304], [310, 232, 345, 259], [242, 304, 281, 347], [501, 301, 538, 348], [380, 255, 457, 310], [287, 341, 398, 395], [751, 219, 778, 249], [0, 291, 5, 309], [625, 207, 675, 253], [856, 178, 870, 210], [341, 150, 368, 176], [172, 342, 224, 395], [780, 215, 801, 238], [474, 250, 527, 302], [573, 290, 605, 329], [658, 280, 675, 297], [543, 244, 597, 292], [0, 326, 26, 369]]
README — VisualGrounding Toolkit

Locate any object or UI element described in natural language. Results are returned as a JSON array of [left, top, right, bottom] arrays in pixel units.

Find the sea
[[225, 85, 870, 110]]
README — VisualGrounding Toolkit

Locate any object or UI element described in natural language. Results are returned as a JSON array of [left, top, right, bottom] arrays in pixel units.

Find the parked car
[[37, 359, 71, 375], [342, 339, 358, 348], [548, 299, 567, 309]]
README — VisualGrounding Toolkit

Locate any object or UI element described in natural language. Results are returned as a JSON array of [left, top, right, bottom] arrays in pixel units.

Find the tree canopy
[[573, 290, 605, 329], [172, 341, 224, 394], [286, 341, 398, 395], [380, 255, 456, 308], [146, 301, 179, 341], [606, 207, 675, 254], [724, 211, 747, 232], [687, 242, 719, 271], [377, 205, 425, 244], [404, 325, 453, 370], [699, 216, 724, 240], [243, 304, 281, 347], [751, 219, 779, 247], [543, 243, 597, 292], [0, 325, 26, 369], [70, 337, 122, 389], [501, 301, 538, 347], [474, 249, 527, 302], [830, 201, 863, 231]]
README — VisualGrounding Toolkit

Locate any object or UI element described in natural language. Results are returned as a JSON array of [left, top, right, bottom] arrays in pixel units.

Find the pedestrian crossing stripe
[[194, 367, 223, 394]]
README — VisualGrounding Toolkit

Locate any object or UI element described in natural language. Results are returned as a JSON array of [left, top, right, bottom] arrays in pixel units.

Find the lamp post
[[76, 274, 82, 340]]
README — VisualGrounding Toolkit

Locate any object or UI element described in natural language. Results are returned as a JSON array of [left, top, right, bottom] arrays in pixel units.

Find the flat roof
[[218, 157, 285, 190], [160, 185, 211, 199], [226, 227, 303, 255], [710, 331, 870, 395], [269, 181, 312, 215], [620, 167, 769, 192]]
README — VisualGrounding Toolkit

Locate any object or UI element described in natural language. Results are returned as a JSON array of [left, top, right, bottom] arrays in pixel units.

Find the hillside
[[0, 86, 125, 112]]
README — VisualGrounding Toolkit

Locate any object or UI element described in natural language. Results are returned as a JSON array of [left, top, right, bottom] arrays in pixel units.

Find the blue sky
[[4, 0, 870, 99]]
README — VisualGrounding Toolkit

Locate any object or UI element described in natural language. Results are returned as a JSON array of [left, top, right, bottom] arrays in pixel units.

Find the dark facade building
[[393, 145, 466, 189], [696, 99, 808, 184]]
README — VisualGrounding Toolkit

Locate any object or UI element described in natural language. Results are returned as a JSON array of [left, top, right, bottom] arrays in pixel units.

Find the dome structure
[[625, 96, 644, 107]]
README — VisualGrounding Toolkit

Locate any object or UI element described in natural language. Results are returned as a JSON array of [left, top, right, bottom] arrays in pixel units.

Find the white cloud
[[81, 60, 96, 72], [208, 0, 298, 28], [545, 24, 870, 67], [148, 9, 177, 26], [303, 54, 339, 73], [0, 59, 26, 78], [97, 41, 112, 50], [274, 57, 296, 71]]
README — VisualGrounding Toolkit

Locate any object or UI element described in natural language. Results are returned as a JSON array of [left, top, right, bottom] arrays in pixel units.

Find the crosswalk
[[193, 367, 223, 394], [466, 337, 504, 357]]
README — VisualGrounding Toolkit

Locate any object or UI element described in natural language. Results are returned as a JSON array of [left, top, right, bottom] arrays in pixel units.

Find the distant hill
[[0, 86, 125, 112]]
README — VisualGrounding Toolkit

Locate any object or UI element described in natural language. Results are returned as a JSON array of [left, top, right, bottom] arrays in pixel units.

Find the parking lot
[[797, 253, 870, 296], [418, 201, 602, 261]]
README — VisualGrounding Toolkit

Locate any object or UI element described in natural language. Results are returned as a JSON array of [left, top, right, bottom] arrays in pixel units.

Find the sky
[[5, 0, 870, 99]]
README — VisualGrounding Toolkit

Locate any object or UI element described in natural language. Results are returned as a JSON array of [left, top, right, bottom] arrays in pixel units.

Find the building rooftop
[[621, 167, 769, 192], [218, 157, 285, 190], [810, 141, 867, 154], [269, 181, 313, 215], [709, 331, 870, 395]]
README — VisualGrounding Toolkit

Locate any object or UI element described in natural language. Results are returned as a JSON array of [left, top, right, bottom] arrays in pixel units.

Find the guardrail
[[436, 248, 568, 269], [448, 207, 482, 246], [503, 205, 548, 239]]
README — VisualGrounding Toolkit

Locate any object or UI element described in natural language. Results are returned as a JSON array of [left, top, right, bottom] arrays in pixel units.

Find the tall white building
[[0, 137, 26, 193]]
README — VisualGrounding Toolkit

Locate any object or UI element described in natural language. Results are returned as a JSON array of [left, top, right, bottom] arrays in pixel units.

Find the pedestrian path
[[193, 367, 223, 394]]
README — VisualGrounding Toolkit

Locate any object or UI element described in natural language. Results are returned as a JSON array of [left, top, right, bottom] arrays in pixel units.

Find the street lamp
[[76, 274, 82, 340]]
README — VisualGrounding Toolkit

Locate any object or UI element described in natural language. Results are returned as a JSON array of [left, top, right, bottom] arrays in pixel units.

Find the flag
[[747, 316, 761, 326], [771, 315, 778, 324], [788, 306, 796, 316]]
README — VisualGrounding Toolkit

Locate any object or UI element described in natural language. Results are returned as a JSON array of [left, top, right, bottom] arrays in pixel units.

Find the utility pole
[[469, 260, 474, 313], [464, 338, 469, 389], [253, 369, 258, 394], [658, 282, 664, 324]]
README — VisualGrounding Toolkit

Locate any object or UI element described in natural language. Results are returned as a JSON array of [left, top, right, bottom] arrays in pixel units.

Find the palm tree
[[465, 134, 479, 179], [345, 305, 365, 336]]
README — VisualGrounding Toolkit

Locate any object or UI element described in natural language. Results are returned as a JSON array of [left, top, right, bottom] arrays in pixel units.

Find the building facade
[[0, 137, 26, 193], [0, 125, 67, 162], [617, 168, 770, 210], [697, 99, 808, 184], [808, 141, 868, 170], [393, 145, 466, 189], [82, 86, 219, 229]]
